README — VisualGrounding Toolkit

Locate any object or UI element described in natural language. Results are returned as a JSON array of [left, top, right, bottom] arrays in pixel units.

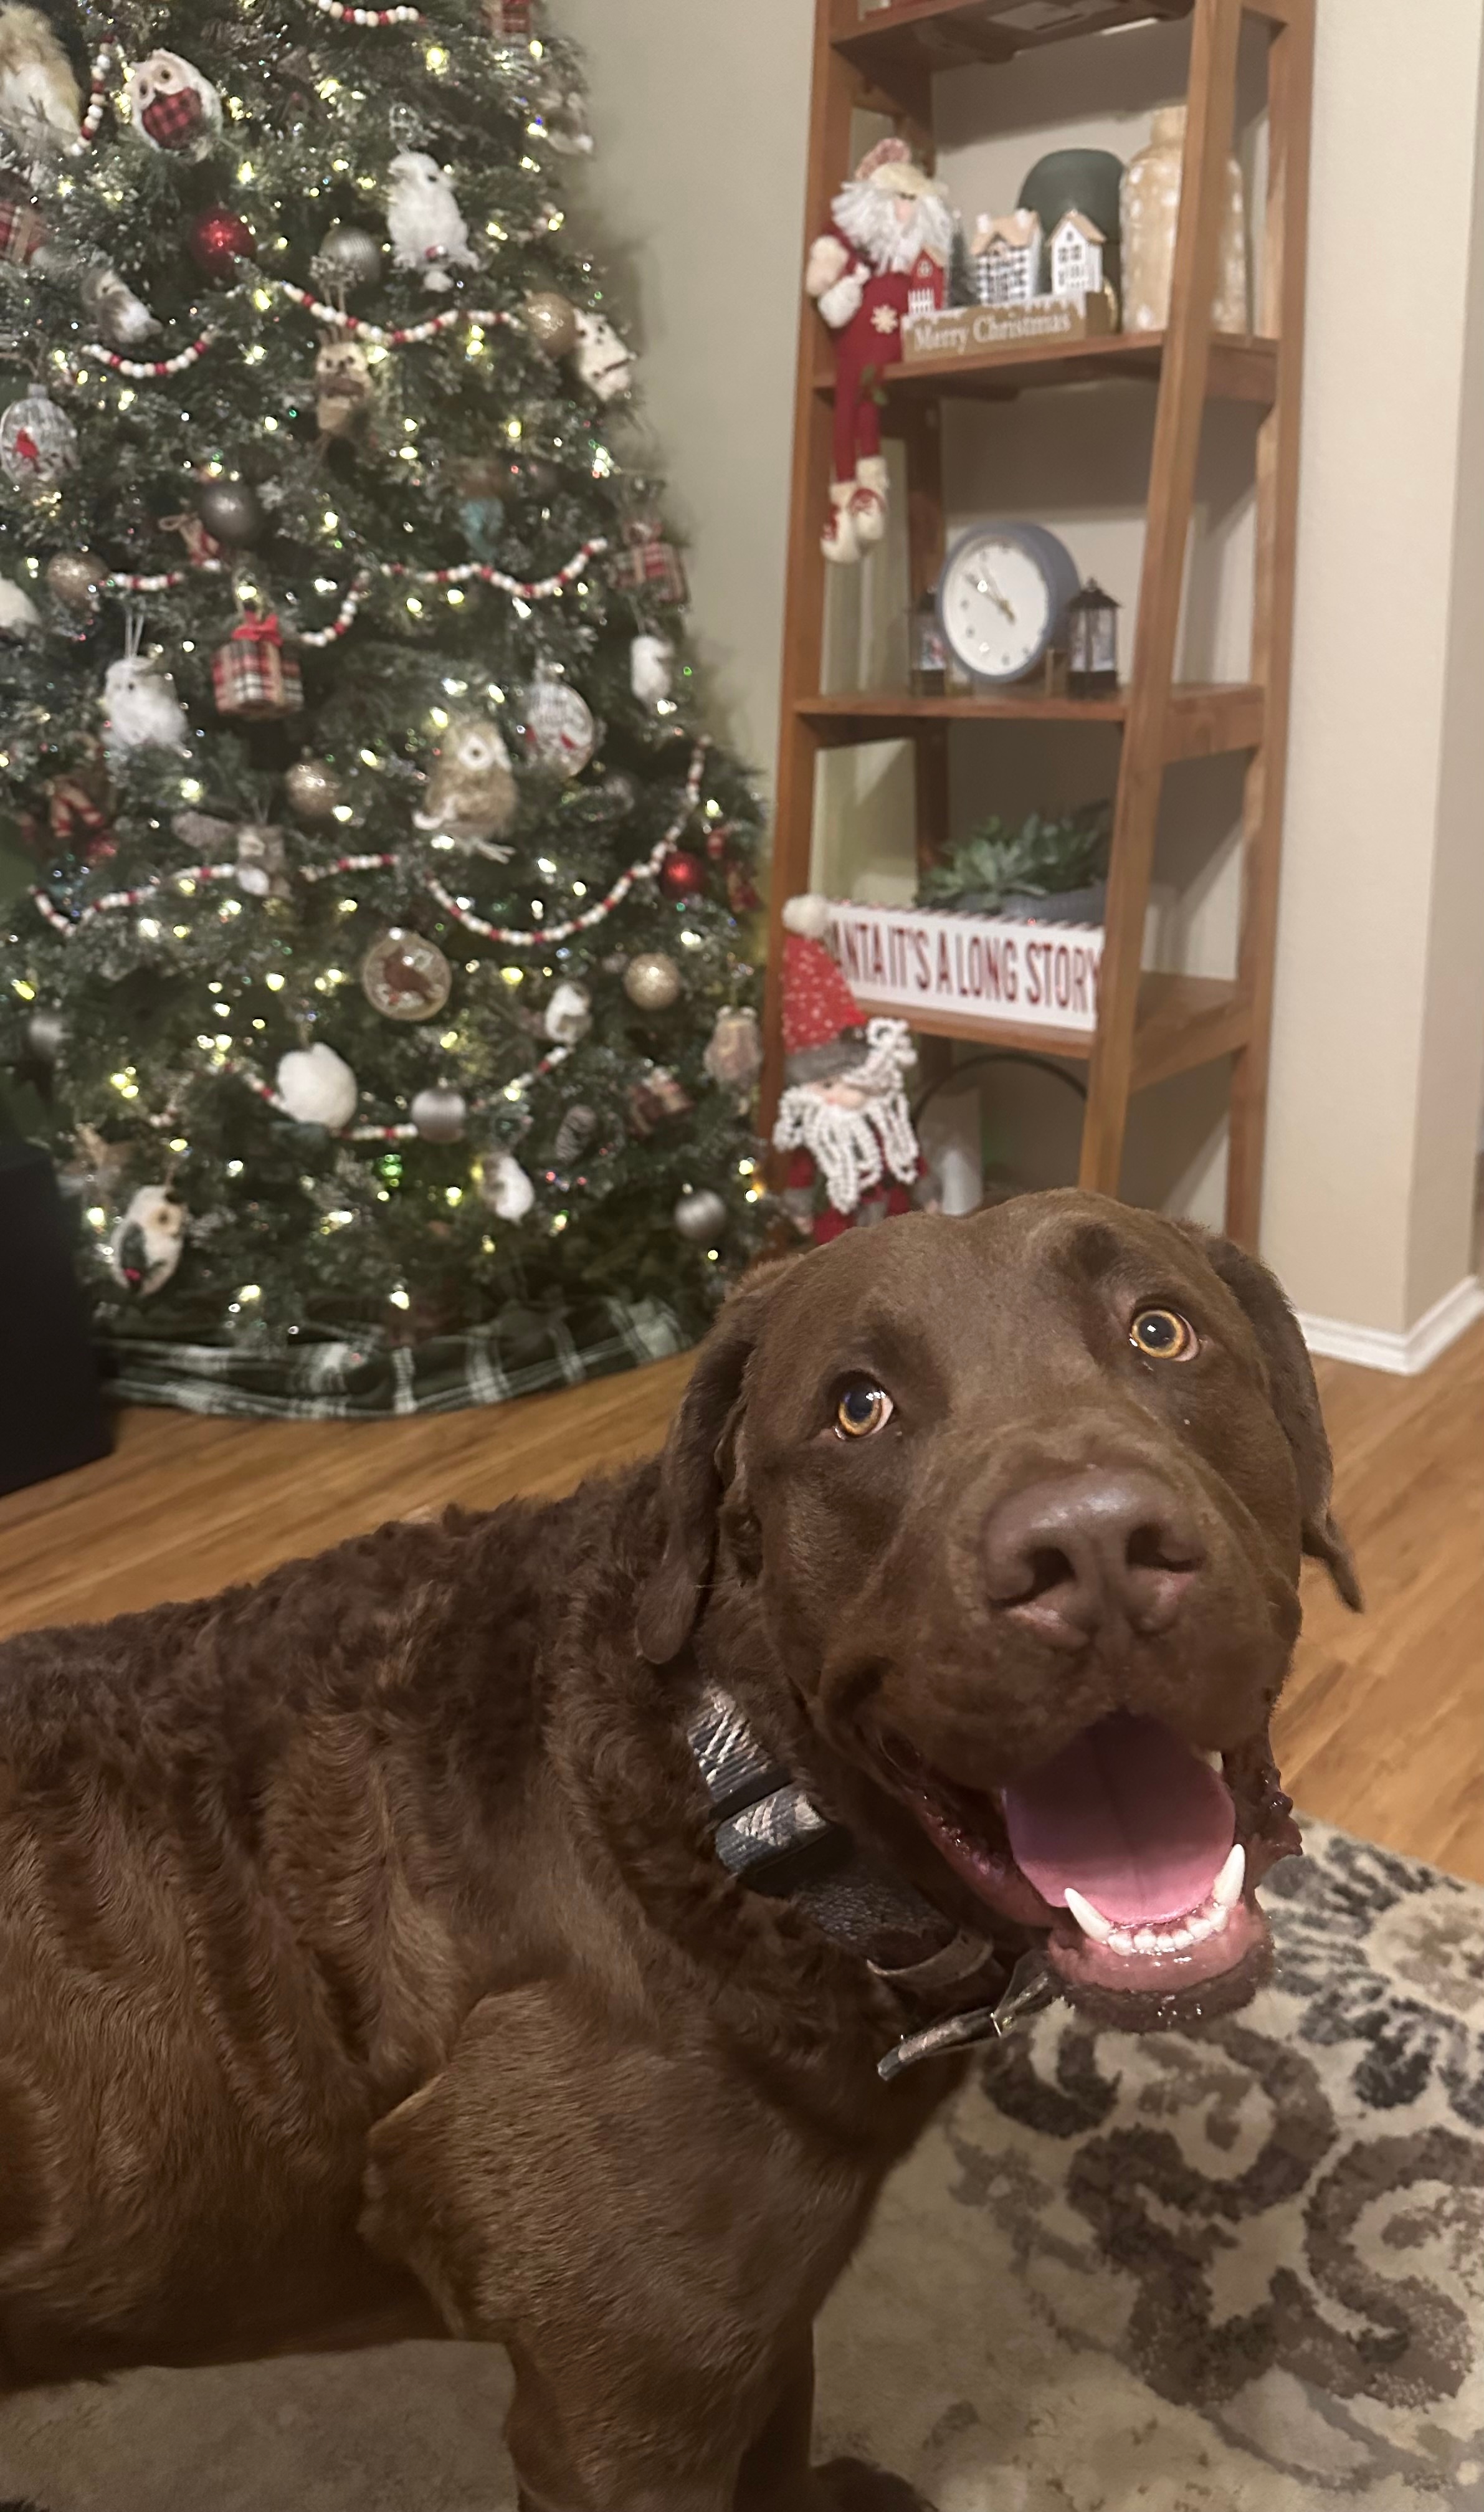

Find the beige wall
[[563, 0, 1484, 1341]]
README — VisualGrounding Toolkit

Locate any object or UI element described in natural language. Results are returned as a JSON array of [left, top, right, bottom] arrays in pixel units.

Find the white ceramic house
[[1048, 211, 1105, 307], [970, 210, 1042, 308]]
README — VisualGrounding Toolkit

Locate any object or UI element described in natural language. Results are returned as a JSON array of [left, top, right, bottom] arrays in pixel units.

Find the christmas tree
[[0, 0, 765, 1413]]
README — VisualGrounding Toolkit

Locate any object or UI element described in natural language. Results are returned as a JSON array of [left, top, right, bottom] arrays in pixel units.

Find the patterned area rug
[[1, 1820, 1480, 2512]]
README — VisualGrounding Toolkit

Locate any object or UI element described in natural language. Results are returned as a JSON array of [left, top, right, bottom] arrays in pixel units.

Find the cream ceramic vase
[[1120, 104, 1249, 335]]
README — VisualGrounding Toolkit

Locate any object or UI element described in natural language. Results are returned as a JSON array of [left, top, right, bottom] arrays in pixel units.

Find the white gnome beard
[[832, 177, 954, 276], [773, 1020, 920, 1216]]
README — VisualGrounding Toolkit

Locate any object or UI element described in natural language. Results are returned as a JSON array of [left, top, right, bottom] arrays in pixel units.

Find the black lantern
[[907, 589, 947, 696], [1066, 578, 1120, 697]]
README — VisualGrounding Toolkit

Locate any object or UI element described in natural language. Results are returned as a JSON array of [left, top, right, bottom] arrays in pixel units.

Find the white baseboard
[[1297, 1274, 1484, 1376]]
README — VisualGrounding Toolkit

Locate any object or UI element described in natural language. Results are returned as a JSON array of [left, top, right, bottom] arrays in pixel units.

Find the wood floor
[[1, 1323, 1480, 1882]]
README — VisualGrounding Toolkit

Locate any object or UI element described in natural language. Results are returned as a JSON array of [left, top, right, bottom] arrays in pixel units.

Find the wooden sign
[[827, 901, 1103, 1034], [900, 291, 1114, 364]]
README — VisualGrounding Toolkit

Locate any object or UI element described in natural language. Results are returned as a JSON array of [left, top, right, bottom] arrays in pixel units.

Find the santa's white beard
[[832, 177, 955, 275]]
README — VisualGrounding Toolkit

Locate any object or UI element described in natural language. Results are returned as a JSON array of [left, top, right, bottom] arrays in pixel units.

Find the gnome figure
[[770, 896, 926, 1245], [804, 137, 954, 564]]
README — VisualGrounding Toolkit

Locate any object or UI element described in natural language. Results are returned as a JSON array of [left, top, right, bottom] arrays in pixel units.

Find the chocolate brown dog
[[0, 1192, 1358, 2508]]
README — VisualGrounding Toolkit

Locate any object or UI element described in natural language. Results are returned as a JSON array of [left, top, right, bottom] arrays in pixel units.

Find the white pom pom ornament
[[275, 1042, 358, 1130], [478, 1148, 535, 1222], [781, 893, 832, 941]]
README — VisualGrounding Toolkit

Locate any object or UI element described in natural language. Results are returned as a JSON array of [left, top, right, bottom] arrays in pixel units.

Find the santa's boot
[[821, 478, 861, 565], [849, 454, 890, 547]]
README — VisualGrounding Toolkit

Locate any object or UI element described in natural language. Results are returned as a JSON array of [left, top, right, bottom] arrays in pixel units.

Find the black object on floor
[[0, 1140, 112, 1498]]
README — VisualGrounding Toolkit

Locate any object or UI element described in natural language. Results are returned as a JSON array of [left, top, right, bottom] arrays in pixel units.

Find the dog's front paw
[[817, 2457, 937, 2512]]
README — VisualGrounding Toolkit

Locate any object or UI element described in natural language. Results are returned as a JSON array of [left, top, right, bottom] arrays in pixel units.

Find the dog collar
[[685, 1682, 1056, 2078]]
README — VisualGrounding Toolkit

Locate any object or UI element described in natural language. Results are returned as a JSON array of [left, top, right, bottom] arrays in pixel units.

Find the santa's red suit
[[805, 137, 952, 564]]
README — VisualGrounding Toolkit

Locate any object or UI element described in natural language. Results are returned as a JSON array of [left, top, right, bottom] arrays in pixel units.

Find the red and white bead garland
[[426, 740, 710, 949], [385, 538, 607, 602], [31, 861, 239, 934], [275, 285, 518, 350], [294, 576, 371, 648], [308, 0, 423, 24], [66, 40, 117, 154], [233, 1043, 569, 1141], [31, 746, 711, 955], [83, 333, 216, 381]]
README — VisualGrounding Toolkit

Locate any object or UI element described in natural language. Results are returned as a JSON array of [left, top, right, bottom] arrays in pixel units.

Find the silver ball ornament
[[410, 1083, 467, 1143], [26, 1007, 67, 1062], [622, 951, 682, 1012], [673, 1187, 728, 1245], [198, 478, 264, 547], [283, 757, 343, 821], [313, 224, 382, 291]]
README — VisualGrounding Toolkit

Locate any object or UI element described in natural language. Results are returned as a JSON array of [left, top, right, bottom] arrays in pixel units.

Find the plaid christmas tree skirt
[[95, 1293, 689, 1420]]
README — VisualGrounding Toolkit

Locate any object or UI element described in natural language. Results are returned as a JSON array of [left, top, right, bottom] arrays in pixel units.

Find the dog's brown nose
[[983, 1470, 1205, 1647]]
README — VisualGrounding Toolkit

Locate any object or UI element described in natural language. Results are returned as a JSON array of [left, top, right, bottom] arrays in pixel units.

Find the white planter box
[[827, 900, 1103, 1035]]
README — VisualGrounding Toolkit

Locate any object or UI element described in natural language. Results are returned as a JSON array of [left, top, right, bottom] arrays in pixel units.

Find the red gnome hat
[[780, 895, 863, 1058]]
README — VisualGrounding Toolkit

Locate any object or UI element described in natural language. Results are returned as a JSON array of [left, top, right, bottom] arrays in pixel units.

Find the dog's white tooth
[[1105, 1926, 1137, 1954], [1212, 1843, 1247, 1910], [1201, 1749, 1224, 1774], [1163, 1924, 1194, 1951], [1131, 1926, 1162, 1954], [1208, 1896, 1234, 1937], [1063, 1886, 1115, 1944], [1184, 1907, 1219, 1943]]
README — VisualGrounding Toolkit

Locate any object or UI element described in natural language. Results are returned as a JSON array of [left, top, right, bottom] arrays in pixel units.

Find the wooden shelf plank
[[813, 330, 1278, 407], [835, 1, 1194, 100], [845, 971, 1249, 1083], [796, 683, 1264, 758]]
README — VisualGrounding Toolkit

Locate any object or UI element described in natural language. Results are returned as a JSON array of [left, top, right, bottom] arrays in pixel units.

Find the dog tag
[[876, 1951, 1058, 2081]]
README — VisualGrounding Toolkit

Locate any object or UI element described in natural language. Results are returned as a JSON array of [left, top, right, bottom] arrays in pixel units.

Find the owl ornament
[[0, 4, 82, 173], [571, 310, 633, 402], [412, 715, 518, 854], [128, 52, 222, 155], [314, 334, 374, 442], [387, 153, 478, 293], [102, 617, 188, 758]]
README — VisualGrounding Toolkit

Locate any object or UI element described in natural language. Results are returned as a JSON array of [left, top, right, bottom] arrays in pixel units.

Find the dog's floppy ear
[[1176, 1225, 1362, 1610], [636, 1257, 801, 1667]]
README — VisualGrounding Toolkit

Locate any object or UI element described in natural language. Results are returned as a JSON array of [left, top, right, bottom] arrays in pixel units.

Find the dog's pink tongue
[[1001, 1712, 1234, 1925]]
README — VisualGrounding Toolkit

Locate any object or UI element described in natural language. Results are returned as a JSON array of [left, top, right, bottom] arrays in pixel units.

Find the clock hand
[[976, 571, 1015, 622]]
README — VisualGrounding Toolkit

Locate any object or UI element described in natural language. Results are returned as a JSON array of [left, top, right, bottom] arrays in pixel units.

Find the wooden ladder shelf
[[762, 0, 1313, 1245]]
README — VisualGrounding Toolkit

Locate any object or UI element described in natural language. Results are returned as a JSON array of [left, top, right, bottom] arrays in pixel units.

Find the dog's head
[[639, 1191, 1360, 2031]]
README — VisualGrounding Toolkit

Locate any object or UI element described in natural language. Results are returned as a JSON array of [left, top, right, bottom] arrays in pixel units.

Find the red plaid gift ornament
[[212, 609, 303, 720], [612, 517, 688, 607], [0, 198, 45, 267], [482, 0, 531, 31]]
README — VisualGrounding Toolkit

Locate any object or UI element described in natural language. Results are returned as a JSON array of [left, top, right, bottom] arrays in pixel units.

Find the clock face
[[941, 531, 1054, 682]]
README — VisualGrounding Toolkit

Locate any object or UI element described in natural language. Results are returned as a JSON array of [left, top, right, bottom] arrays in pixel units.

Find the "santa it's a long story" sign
[[827, 901, 1103, 1035]]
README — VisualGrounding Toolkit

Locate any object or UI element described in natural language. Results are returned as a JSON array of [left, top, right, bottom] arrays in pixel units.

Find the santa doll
[[771, 897, 927, 1244], [804, 137, 954, 564]]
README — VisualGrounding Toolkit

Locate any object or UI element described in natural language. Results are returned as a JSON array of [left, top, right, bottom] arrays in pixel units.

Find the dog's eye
[[1130, 1307, 1197, 1361], [835, 1381, 893, 1439]]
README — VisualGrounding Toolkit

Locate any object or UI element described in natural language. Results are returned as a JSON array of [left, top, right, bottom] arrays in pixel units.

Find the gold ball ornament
[[283, 757, 343, 821], [523, 289, 579, 357], [45, 550, 105, 612], [622, 951, 682, 1012]]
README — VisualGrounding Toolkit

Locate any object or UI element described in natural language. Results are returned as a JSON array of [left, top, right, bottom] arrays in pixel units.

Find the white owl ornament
[[571, 310, 634, 402], [102, 618, 188, 758], [128, 51, 222, 155], [387, 153, 478, 293]]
